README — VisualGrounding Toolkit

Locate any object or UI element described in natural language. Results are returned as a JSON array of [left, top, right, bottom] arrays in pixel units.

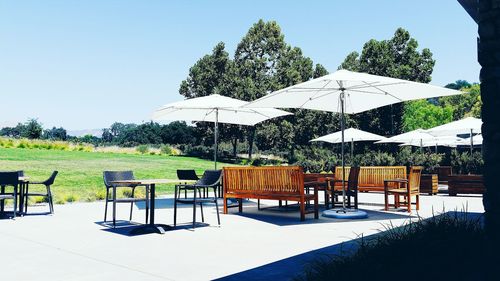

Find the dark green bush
[[451, 150, 483, 174], [296, 212, 485, 281]]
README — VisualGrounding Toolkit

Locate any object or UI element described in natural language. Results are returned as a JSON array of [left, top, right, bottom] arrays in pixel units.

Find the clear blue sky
[[0, 0, 478, 130]]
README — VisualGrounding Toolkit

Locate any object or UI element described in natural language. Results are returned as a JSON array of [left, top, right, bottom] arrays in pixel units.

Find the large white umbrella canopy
[[152, 94, 291, 126], [152, 94, 292, 168], [425, 117, 482, 152], [245, 69, 460, 114], [425, 117, 482, 137], [310, 128, 386, 144], [376, 129, 436, 144], [400, 136, 463, 151], [457, 134, 483, 146], [245, 70, 461, 212], [311, 128, 386, 164]]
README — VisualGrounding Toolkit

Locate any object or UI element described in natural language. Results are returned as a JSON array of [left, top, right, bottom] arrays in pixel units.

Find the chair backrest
[[197, 170, 222, 186], [43, 171, 59, 185], [103, 171, 135, 188], [0, 171, 20, 186], [347, 166, 361, 192], [177, 170, 199, 181], [408, 166, 423, 192]]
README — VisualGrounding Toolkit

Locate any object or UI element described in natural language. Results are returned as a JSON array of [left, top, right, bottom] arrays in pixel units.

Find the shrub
[[160, 145, 173, 155], [451, 150, 483, 174], [95, 190, 106, 200], [296, 211, 485, 281], [136, 144, 149, 154], [64, 194, 78, 203], [395, 147, 443, 173]]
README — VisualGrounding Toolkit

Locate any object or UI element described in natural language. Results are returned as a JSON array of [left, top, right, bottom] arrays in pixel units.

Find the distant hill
[[67, 129, 103, 137]]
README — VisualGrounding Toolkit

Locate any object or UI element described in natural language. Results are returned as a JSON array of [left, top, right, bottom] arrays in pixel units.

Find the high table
[[110, 179, 194, 235]]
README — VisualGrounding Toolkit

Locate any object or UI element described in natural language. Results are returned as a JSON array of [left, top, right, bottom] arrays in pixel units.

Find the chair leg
[[24, 184, 29, 214], [214, 189, 220, 225], [47, 185, 54, 214], [199, 202, 204, 222], [384, 191, 389, 211], [416, 194, 420, 211], [145, 186, 149, 224], [13, 191, 17, 219], [104, 188, 109, 222], [129, 187, 135, 221], [112, 187, 117, 228], [173, 186, 178, 227], [192, 197, 197, 229]]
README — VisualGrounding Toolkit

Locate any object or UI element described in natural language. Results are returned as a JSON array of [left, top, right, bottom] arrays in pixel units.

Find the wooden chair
[[330, 167, 360, 209], [384, 166, 423, 213]]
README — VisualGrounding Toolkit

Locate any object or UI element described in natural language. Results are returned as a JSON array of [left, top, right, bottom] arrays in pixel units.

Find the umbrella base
[[322, 209, 368, 219]]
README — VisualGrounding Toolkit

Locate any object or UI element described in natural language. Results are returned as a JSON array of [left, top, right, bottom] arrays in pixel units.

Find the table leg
[[129, 183, 172, 235], [149, 184, 155, 224]]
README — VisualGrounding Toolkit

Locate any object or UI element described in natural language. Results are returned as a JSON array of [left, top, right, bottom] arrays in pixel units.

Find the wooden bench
[[334, 166, 407, 192], [223, 166, 319, 221], [448, 175, 485, 196]]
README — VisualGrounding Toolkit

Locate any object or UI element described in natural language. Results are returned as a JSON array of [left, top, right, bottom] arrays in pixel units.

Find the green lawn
[[0, 147, 235, 204]]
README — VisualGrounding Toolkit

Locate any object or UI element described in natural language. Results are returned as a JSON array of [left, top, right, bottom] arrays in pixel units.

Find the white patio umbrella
[[310, 128, 386, 163], [152, 94, 292, 168], [376, 129, 437, 150], [400, 136, 464, 152], [425, 117, 482, 153], [457, 134, 483, 147], [245, 69, 460, 215]]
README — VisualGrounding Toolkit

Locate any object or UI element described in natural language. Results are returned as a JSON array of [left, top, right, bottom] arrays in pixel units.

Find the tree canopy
[[339, 28, 436, 136]]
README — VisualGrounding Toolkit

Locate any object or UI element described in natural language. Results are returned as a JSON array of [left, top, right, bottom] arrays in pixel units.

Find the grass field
[[0, 147, 235, 204]]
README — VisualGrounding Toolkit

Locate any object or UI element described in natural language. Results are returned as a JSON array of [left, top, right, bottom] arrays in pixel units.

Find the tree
[[179, 42, 230, 99], [339, 28, 435, 136], [22, 119, 43, 139], [445, 80, 472, 90], [233, 20, 287, 158], [42, 127, 67, 141], [439, 84, 481, 119], [403, 100, 453, 131]]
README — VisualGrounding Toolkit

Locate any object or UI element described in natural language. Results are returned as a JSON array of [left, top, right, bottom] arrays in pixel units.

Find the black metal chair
[[103, 171, 149, 227], [176, 169, 200, 198], [0, 171, 19, 218], [23, 171, 58, 214], [174, 170, 222, 229]]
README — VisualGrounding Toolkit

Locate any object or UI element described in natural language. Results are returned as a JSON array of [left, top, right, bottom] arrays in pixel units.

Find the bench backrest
[[223, 166, 304, 196], [335, 166, 407, 187]]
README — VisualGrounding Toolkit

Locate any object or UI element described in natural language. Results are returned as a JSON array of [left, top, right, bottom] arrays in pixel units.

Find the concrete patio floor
[[0, 192, 484, 281]]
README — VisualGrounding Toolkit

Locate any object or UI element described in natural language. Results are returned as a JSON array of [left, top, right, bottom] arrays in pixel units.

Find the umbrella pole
[[214, 109, 218, 170], [340, 90, 346, 212], [351, 138, 354, 165], [470, 128, 473, 154]]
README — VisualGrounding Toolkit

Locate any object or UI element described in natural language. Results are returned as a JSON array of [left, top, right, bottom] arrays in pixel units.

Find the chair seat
[[387, 188, 418, 194]]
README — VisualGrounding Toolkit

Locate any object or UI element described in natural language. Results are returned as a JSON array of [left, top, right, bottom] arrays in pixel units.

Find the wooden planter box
[[435, 166, 452, 184], [448, 175, 485, 196], [420, 174, 438, 195]]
